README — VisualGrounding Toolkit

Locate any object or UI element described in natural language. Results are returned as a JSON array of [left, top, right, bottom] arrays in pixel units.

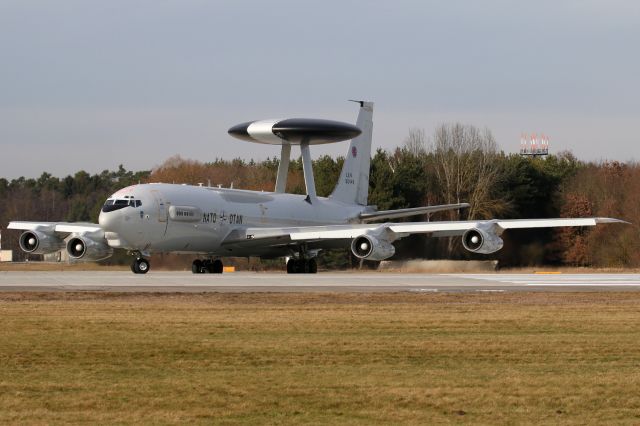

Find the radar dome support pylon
[[275, 143, 291, 193], [300, 140, 316, 200]]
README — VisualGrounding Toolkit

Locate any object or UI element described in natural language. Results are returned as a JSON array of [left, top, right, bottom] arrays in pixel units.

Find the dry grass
[[1, 292, 640, 424]]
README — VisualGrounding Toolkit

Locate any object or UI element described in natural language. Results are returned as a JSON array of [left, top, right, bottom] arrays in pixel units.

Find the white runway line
[[448, 274, 640, 287], [524, 283, 640, 286]]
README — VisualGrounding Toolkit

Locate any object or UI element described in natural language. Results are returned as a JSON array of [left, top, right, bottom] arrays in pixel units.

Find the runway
[[2, 271, 640, 292]]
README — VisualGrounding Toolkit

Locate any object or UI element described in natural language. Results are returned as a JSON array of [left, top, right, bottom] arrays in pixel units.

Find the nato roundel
[[228, 118, 361, 145]]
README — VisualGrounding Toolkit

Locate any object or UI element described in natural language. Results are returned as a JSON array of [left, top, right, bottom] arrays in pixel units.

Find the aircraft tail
[[330, 101, 373, 206]]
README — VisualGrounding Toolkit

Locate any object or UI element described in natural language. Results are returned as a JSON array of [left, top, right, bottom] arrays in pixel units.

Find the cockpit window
[[101, 198, 142, 212]]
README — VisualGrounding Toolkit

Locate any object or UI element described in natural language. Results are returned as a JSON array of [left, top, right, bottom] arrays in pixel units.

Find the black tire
[[212, 259, 223, 274], [295, 259, 303, 273], [136, 258, 150, 274], [286, 259, 296, 274], [308, 258, 317, 274], [192, 259, 203, 274], [131, 261, 140, 274]]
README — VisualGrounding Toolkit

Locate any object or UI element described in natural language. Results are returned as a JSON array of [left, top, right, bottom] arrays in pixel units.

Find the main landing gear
[[131, 257, 150, 274], [192, 259, 223, 274], [286, 258, 317, 274]]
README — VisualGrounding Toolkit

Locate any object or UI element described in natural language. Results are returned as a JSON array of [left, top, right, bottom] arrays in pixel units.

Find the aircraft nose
[[98, 210, 118, 232]]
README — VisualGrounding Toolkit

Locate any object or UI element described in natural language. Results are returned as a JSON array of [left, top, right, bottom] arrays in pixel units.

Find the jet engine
[[66, 235, 113, 261], [18, 230, 65, 255], [462, 227, 504, 254], [351, 235, 396, 261]]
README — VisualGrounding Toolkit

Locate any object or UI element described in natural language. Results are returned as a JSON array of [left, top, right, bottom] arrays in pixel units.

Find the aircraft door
[[150, 190, 169, 237], [151, 190, 168, 222]]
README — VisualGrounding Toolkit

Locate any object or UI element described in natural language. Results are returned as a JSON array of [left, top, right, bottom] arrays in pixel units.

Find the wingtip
[[595, 217, 631, 224]]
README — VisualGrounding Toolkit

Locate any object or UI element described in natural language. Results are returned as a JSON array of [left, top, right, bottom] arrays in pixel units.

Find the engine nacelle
[[462, 227, 504, 254], [351, 235, 396, 261], [19, 230, 65, 255], [66, 235, 113, 261]]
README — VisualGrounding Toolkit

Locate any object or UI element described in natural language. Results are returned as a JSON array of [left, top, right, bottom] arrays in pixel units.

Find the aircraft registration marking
[[344, 172, 355, 185], [202, 211, 243, 224]]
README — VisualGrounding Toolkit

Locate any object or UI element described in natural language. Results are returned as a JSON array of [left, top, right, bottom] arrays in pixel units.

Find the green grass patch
[[1, 292, 640, 424]]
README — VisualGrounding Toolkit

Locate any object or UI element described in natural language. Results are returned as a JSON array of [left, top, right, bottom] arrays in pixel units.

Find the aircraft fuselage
[[98, 183, 365, 257]]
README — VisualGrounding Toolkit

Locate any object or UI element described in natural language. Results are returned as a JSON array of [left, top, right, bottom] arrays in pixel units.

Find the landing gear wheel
[[287, 259, 297, 274], [131, 258, 150, 274], [286, 258, 317, 274], [136, 258, 150, 274], [212, 259, 223, 274], [192, 259, 223, 274], [308, 258, 317, 274], [192, 259, 203, 274]]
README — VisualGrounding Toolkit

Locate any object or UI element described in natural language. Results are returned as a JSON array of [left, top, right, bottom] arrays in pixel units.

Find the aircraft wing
[[385, 217, 625, 237], [7, 221, 103, 236], [358, 203, 470, 222], [222, 217, 626, 249]]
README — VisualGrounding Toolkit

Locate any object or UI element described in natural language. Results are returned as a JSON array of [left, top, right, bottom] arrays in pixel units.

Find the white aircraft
[[7, 101, 625, 274]]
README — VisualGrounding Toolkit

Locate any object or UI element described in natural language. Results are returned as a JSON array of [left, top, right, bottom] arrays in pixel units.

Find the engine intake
[[66, 236, 113, 261], [19, 230, 65, 255], [462, 227, 504, 254], [351, 235, 396, 261]]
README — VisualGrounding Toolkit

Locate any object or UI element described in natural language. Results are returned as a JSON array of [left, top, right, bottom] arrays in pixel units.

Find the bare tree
[[403, 128, 426, 157], [431, 123, 505, 218], [430, 123, 507, 254]]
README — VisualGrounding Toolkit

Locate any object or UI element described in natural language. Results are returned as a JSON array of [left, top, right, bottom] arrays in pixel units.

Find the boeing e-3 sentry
[[7, 101, 625, 274]]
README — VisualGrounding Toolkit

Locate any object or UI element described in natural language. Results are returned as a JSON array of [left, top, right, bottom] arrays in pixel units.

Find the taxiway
[[1, 271, 640, 292]]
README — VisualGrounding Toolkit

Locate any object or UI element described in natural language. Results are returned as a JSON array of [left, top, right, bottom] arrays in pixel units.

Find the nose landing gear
[[192, 259, 224, 274], [131, 257, 150, 274], [128, 251, 150, 274]]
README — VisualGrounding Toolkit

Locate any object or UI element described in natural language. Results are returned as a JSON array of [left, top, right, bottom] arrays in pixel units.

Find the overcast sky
[[1, 0, 639, 179]]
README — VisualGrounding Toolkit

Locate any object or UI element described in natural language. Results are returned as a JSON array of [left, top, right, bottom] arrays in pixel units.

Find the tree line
[[1, 123, 637, 268]]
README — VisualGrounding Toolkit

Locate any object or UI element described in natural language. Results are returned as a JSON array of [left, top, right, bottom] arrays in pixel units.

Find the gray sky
[[1, 0, 639, 179]]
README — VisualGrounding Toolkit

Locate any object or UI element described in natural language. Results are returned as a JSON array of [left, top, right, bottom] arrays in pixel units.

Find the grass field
[[1, 292, 640, 424]]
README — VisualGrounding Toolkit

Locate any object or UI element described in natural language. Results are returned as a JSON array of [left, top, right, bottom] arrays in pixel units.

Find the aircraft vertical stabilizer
[[330, 101, 374, 206]]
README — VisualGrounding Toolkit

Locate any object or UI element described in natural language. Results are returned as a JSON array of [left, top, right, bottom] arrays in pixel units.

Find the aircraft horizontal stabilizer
[[359, 203, 470, 222]]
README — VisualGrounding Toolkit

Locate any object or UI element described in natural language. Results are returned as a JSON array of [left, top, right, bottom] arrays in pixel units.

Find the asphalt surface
[[1, 271, 640, 292]]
